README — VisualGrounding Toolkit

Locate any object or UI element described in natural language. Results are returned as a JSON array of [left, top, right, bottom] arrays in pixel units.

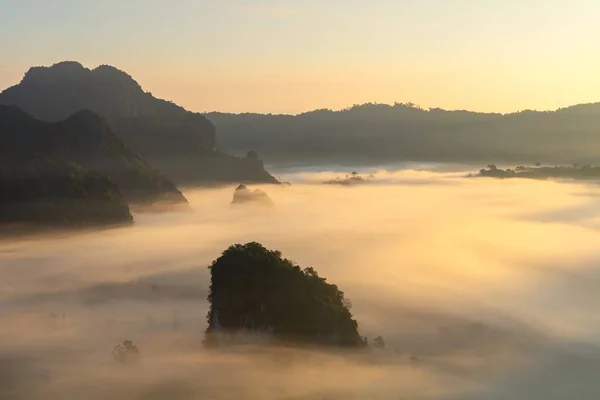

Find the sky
[[1, 0, 599, 114]]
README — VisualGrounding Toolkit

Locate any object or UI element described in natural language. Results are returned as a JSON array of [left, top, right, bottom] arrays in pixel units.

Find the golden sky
[[2, 0, 599, 114]]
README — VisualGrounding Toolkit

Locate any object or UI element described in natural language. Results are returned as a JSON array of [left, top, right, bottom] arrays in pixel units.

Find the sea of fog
[[266, 161, 481, 176], [2, 167, 600, 399]]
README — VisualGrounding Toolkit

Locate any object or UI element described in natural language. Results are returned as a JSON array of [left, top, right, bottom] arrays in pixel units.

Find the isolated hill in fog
[[0, 155, 132, 227], [230, 184, 274, 205], [0, 61, 278, 185], [208, 102, 600, 165], [0, 105, 186, 206], [205, 242, 364, 348]]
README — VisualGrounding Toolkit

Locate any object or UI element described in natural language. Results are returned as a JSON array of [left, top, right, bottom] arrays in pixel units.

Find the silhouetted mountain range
[[0, 61, 278, 185], [0, 105, 186, 206], [208, 102, 600, 165], [0, 155, 133, 227]]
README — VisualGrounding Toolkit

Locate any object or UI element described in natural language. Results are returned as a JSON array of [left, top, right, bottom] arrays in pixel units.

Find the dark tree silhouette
[[205, 242, 364, 348]]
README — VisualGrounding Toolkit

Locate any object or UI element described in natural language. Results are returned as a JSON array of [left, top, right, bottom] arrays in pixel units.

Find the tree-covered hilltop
[[0, 105, 187, 206], [0, 61, 279, 186], [475, 163, 600, 181], [0, 156, 132, 227], [208, 102, 600, 165], [205, 242, 364, 348]]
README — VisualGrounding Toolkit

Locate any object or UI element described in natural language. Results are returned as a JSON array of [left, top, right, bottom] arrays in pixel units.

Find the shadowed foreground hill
[[205, 242, 364, 348], [0, 61, 278, 185], [0, 156, 132, 227], [0, 105, 186, 206], [208, 102, 600, 165]]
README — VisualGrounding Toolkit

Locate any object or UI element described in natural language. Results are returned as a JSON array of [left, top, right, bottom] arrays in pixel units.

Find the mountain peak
[[92, 65, 142, 89], [19, 61, 141, 92], [50, 61, 85, 70], [21, 61, 88, 85], [93, 64, 130, 76], [60, 110, 113, 138]]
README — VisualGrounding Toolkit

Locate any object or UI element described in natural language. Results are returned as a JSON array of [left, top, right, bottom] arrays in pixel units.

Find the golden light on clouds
[[3, 168, 600, 398]]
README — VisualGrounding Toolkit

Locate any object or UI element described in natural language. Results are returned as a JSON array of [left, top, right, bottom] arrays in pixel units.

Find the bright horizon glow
[[1, 0, 600, 114]]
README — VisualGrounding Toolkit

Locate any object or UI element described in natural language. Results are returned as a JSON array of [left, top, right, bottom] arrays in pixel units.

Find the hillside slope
[[0, 105, 187, 206], [0, 62, 278, 185], [0, 156, 133, 227]]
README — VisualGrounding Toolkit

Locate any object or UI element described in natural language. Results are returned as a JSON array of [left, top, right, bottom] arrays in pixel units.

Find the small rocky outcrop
[[230, 184, 273, 205]]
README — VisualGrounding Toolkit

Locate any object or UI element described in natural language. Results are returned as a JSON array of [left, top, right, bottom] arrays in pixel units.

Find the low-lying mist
[[2, 168, 600, 399]]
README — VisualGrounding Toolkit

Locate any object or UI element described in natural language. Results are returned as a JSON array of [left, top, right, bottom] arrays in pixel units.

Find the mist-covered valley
[[2, 167, 600, 399]]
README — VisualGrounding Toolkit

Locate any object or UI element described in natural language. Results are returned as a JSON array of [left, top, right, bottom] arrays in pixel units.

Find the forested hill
[[0, 61, 278, 185], [207, 102, 600, 165], [0, 105, 186, 206], [0, 156, 133, 227]]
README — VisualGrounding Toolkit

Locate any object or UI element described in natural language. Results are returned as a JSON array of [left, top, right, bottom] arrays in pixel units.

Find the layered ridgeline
[[0, 62, 278, 185], [474, 163, 600, 181], [0, 156, 132, 227], [0, 105, 186, 206], [208, 102, 600, 165], [205, 242, 364, 348]]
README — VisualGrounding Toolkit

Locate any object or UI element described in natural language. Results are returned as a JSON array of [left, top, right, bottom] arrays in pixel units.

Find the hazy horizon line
[[202, 100, 600, 118]]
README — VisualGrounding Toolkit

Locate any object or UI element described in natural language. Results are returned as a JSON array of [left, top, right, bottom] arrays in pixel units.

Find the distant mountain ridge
[[0, 105, 187, 206], [0, 61, 278, 185], [207, 102, 600, 165]]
